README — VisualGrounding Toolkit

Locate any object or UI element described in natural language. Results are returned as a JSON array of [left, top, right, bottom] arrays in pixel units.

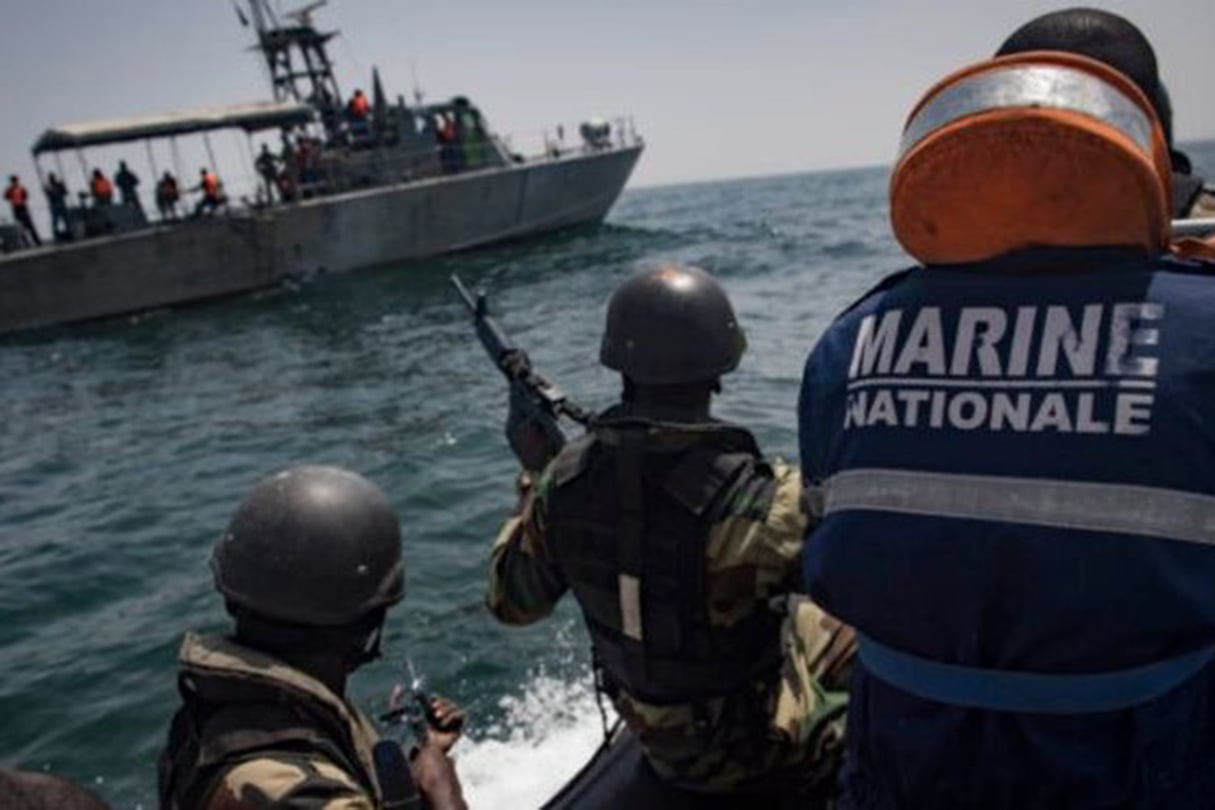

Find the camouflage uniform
[[1188, 186, 1215, 219], [158, 633, 388, 809], [1175, 167, 1215, 220], [488, 409, 854, 793]]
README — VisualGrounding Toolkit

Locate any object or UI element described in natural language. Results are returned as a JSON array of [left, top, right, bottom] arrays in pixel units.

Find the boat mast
[[245, 0, 344, 138]]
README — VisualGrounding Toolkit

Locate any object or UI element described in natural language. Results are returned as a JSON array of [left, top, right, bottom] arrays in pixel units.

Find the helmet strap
[[347, 619, 386, 670]]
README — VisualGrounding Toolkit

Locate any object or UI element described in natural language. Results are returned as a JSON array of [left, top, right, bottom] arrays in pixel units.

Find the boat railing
[[285, 115, 639, 200], [498, 116, 642, 165]]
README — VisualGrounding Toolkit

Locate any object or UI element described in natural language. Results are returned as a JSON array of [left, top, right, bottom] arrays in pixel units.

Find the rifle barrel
[[450, 274, 477, 313], [451, 273, 594, 429]]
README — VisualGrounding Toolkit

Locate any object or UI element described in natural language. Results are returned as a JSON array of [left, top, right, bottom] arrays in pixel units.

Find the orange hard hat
[[890, 51, 1172, 265]]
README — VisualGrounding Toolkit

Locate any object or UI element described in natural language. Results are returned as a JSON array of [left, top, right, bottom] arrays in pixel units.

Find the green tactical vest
[[544, 412, 786, 705], [157, 633, 383, 809]]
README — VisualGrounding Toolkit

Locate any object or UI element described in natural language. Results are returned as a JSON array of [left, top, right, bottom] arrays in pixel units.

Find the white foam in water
[[456, 670, 617, 808]]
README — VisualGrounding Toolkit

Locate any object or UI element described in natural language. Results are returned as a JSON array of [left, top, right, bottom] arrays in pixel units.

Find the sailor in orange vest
[[347, 88, 371, 119], [5, 175, 41, 247], [347, 88, 372, 143], [192, 168, 224, 218], [90, 169, 114, 207]]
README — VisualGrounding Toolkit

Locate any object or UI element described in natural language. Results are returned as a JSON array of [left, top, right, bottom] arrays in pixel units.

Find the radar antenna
[[284, 0, 327, 27]]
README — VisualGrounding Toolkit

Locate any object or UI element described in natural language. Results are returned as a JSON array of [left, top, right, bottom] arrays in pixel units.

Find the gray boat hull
[[0, 144, 642, 334]]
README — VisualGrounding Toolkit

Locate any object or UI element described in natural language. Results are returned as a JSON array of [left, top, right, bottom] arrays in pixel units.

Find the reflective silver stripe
[[822, 468, 1215, 546], [900, 65, 1154, 160], [1172, 217, 1215, 239], [619, 574, 644, 641]]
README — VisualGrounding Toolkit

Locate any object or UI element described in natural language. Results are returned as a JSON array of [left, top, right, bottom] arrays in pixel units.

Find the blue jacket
[[799, 248, 1215, 808]]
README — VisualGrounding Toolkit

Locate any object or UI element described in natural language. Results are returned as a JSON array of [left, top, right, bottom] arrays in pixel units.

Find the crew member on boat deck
[[489, 265, 855, 798], [348, 88, 371, 119], [89, 169, 113, 207], [44, 173, 69, 239], [158, 466, 468, 810], [437, 114, 460, 174], [5, 175, 41, 247], [348, 88, 372, 142], [114, 161, 142, 210], [254, 144, 278, 204], [192, 168, 223, 217], [997, 7, 1215, 219], [798, 51, 1215, 808], [156, 172, 180, 221]]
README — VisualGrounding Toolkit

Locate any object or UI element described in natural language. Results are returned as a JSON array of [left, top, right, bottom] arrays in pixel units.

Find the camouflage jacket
[[159, 633, 385, 810], [488, 423, 854, 793], [1189, 187, 1215, 219]]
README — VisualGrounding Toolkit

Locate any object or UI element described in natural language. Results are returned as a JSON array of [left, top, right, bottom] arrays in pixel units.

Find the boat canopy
[[32, 101, 316, 154]]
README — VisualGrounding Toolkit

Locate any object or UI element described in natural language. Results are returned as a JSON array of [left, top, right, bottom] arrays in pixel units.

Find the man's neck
[[276, 650, 349, 697], [624, 399, 712, 422]]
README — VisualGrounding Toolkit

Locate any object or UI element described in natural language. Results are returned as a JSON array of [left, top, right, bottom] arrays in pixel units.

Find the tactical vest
[[158, 633, 382, 809], [545, 414, 786, 705]]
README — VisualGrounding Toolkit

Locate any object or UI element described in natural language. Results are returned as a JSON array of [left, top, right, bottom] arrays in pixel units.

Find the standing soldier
[[155, 172, 180, 222], [158, 465, 468, 809], [5, 175, 41, 246], [114, 161, 142, 210], [488, 265, 854, 800], [44, 172, 69, 240], [254, 143, 278, 204]]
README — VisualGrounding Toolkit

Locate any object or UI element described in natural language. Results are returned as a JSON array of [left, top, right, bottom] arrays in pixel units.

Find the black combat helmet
[[600, 264, 746, 385], [211, 466, 404, 627]]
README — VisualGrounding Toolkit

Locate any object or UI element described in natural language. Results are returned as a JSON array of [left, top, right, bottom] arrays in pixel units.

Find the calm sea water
[[2, 141, 1213, 807]]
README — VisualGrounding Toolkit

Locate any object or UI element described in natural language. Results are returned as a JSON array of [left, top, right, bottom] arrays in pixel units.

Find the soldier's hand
[[507, 411, 560, 473], [425, 695, 466, 754], [409, 742, 467, 810], [511, 470, 534, 517], [500, 348, 532, 379]]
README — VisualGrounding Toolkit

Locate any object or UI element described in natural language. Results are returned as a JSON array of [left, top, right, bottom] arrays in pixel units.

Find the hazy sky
[[2, 0, 1212, 195]]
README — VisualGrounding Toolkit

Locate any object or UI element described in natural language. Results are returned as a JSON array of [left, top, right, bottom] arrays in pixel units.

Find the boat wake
[[457, 669, 616, 808]]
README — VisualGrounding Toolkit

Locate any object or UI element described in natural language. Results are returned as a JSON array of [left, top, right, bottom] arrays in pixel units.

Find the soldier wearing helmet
[[158, 466, 467, 810], [799, 46, 1215, 807], [487, 265, 855, 798]]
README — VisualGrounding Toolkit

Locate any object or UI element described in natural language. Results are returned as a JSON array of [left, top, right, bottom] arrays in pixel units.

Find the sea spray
[[457, 669, 617, 808]]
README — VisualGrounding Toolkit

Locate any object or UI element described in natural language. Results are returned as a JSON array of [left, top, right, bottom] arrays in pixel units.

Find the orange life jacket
[[349, 92, 370, 118], [5, 183, 28, 207], [202, 173, 220, 200], [92, 176, 113, 200]]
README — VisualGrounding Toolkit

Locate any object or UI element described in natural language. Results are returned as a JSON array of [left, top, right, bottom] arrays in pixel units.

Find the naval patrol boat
[[0, 0, 643, 335]]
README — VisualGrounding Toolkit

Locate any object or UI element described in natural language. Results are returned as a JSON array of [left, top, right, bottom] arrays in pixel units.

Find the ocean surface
[[2, 140, 1213, 808]]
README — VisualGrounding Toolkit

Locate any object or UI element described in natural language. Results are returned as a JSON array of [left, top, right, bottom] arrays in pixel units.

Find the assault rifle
[[451, 275, 592, 471]]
